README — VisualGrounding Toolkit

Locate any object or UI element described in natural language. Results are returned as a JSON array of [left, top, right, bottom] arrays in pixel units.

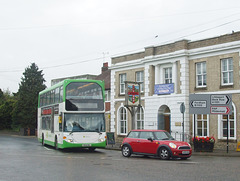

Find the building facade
[[110, 31, 240, 150]]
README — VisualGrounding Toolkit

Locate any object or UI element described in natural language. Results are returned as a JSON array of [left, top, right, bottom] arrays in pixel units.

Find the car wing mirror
[[147, 137, 153, 142]]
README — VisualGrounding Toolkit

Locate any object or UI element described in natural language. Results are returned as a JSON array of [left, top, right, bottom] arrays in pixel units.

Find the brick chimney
[[102, 62, 108, 73]]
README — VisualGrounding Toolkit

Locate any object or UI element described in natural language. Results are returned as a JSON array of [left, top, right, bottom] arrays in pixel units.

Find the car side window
[[139, 132, 154, 140], [127, 131, 139, 138]]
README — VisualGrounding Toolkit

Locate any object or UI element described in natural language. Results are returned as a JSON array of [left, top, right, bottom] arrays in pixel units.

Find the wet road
[[0, 134, 240, 181]]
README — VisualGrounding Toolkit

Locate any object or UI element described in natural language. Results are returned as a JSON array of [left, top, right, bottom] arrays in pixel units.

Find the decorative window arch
[[218, 102, 236, 139], [118, 106, 127, 135]]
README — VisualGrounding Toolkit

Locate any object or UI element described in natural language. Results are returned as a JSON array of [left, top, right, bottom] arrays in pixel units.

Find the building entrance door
[[157, 105, 171, 133]]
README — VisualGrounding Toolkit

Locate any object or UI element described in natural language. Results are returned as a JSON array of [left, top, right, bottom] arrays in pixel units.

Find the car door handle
[[137, 140, 141, 143]]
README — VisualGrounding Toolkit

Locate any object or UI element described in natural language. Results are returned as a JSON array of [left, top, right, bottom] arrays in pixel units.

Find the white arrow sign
[[210, 106, 231, 114], [190, 100, 207, 108], [211, 95, 231, 105]]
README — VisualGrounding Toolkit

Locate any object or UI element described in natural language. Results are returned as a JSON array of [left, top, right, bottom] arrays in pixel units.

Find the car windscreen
[[154, 131, 174, 140]]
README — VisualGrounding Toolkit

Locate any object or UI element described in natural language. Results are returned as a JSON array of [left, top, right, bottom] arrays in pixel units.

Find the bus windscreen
[[64, 113, 105, 132]]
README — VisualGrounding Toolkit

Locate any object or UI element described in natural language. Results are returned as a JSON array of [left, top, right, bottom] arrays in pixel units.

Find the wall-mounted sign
[[154, 83, 174, 95]]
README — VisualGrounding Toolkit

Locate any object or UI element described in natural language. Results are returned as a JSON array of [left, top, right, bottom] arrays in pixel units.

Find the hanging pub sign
[[125, 81, 141, 107]]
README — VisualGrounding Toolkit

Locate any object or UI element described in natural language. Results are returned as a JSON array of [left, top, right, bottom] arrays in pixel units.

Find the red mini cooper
[[121, 130, 192, 160]]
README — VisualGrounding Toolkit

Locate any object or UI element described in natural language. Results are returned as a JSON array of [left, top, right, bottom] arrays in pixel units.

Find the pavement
[[1, 130, 240, 157]]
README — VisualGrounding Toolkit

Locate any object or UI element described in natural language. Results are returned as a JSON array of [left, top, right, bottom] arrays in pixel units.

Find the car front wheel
[[122, 145, 131, 157], [159, 147, 170, 160]]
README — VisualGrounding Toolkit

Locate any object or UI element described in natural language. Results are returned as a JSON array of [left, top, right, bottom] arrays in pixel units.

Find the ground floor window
[[219, 103, 236, 139], [118, 107, 127, 134], [193, 114, 209, 137], [197, 114, 208, 136], [136, 107, 144, 129]]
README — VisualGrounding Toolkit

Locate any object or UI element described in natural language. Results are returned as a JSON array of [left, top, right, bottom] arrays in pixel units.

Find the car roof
[[130, 130, 166, 132]]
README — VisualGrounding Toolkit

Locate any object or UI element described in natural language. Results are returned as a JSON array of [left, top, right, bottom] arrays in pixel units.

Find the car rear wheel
[[159, 147, 170, 160], [122, 145, 131, 157]]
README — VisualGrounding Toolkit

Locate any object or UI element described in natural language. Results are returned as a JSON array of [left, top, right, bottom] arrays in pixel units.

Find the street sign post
[[189, 94, 232, 153], [180, 103, 185, 141]]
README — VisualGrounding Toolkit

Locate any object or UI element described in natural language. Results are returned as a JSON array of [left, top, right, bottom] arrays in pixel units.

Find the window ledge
[[218, 139, 237, 143], [195, 87, 207, 91], [118, 94, 125, 97], [220, 84, 234, 89]]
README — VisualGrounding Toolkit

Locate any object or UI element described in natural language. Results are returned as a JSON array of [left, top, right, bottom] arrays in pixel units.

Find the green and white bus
[[37, 79, 106, 150]]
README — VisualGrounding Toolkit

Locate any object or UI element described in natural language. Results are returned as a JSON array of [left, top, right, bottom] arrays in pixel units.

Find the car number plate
[[82, 144, 91, 147], [182, 151, 189, 154]]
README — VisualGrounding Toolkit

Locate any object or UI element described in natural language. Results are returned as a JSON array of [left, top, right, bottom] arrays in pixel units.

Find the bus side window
[[42, 117, 46, 130], [55, 87, 60, 103], [50, 90, 55, 105], [40, 95, 43, 107], [60, 86, 63, 102], [46, 92, 50, 105]]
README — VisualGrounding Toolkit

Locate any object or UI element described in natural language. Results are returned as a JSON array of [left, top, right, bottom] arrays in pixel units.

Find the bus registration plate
[[82, 144, 91, 147]]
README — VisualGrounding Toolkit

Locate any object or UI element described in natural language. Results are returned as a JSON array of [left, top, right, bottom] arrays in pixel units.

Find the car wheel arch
[[122, 143, 133, 152], [157, 145, 173, 157], [121, 143, 133, 157]]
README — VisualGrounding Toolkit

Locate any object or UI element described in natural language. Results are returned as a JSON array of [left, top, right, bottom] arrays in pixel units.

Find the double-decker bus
[[37, 79, 106, 151]]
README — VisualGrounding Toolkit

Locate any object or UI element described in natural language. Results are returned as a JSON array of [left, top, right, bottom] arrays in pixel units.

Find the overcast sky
[[0, 0, 240, 93]]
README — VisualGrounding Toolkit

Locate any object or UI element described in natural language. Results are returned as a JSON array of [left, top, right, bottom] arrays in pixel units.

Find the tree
[[12, 63, 46, 129], [0, 98, 16, 129], [0, 89, 4, 104], [0, 89, 16, 130]]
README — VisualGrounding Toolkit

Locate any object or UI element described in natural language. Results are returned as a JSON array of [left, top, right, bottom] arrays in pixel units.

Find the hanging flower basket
[[192, 136, 215, 152]]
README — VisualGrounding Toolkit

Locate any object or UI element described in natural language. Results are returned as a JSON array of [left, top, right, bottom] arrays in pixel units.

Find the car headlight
[[169, 143, 177, 149]]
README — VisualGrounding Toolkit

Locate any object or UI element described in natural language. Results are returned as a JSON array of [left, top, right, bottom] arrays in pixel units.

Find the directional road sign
[[211, 95, 231, 105], [190, 100, 207, 108], [210, 106, 231, 114], [189, 94, 232, 115]]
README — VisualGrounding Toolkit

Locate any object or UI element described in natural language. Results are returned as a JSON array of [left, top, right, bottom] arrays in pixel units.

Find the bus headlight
[[66, 139, 73, 143], [99, 138, 104, 142]]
